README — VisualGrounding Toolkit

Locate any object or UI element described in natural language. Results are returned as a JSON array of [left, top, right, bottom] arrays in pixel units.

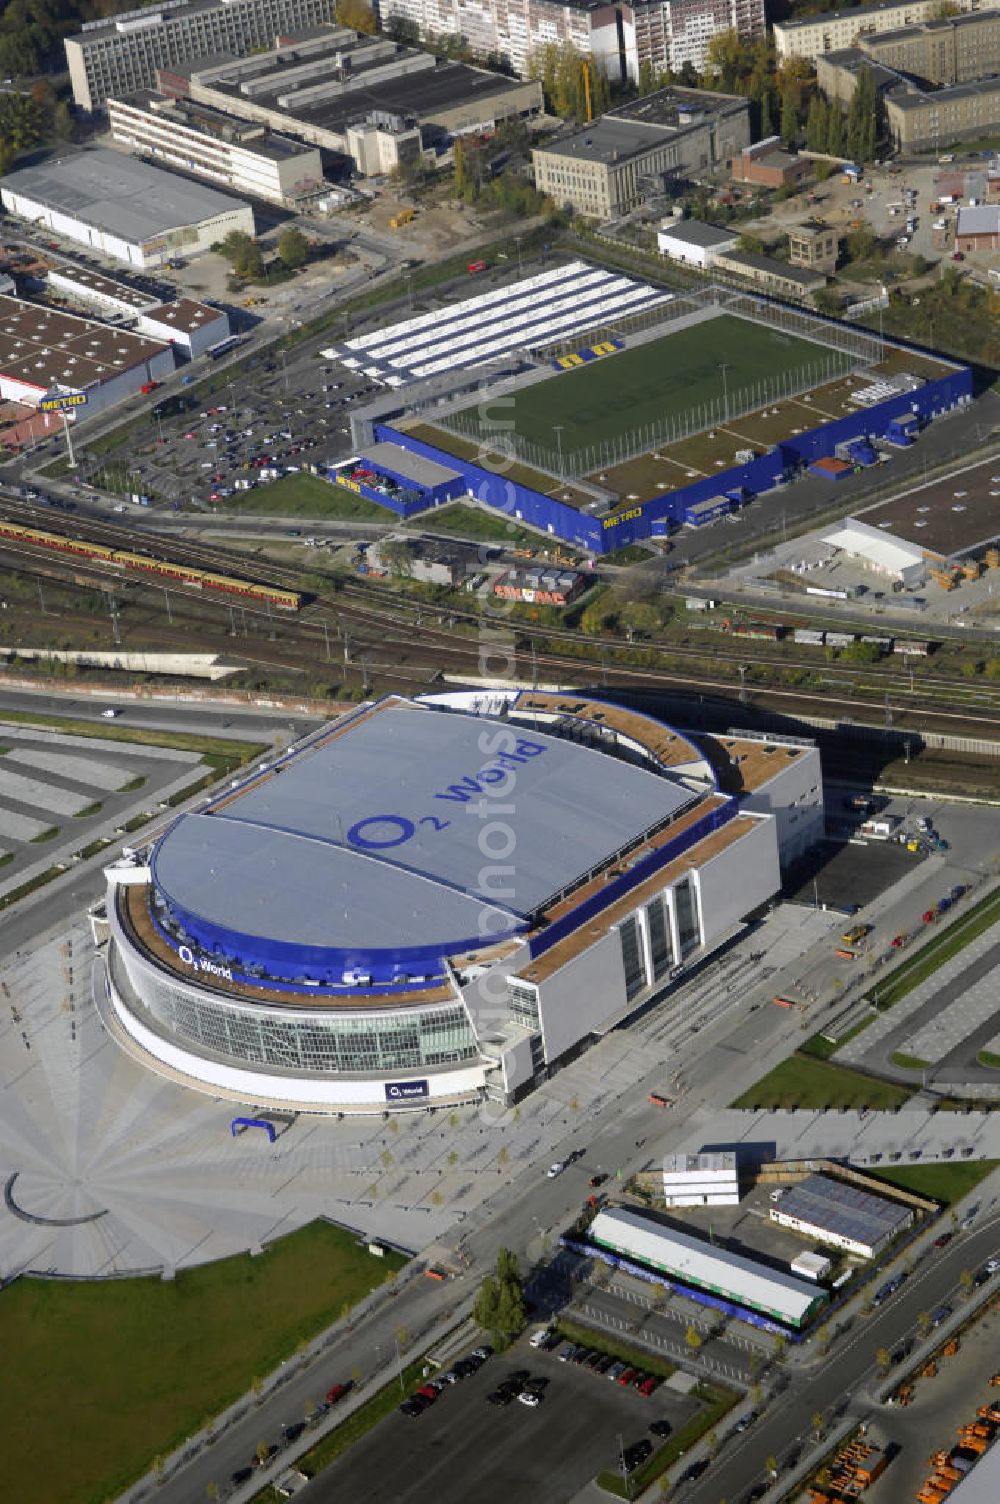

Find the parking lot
[[786, 835, 923, 912], [94, 358, 376, 514], [305, 1335, 698, 1504]]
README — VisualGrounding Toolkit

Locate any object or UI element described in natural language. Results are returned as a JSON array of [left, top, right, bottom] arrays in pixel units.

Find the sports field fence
[[440, 346, 863, 478]]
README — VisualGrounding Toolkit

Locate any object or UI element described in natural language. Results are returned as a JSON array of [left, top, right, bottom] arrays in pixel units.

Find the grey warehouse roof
[[776, 1174, 912, 1246], [660, 220, 737, 247], [541, 116, 675, 165], [361, 441, 460, 487], [151, 697, 691, 955], [1, 149, 248, 242]]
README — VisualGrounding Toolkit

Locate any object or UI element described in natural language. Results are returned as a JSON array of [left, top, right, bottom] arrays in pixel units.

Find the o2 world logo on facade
[[347, 737, 547, 852], [178, 944, 234, 981]]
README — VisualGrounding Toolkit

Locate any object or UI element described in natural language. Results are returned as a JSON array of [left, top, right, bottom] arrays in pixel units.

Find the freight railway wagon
[[0, 520, 303, 610]]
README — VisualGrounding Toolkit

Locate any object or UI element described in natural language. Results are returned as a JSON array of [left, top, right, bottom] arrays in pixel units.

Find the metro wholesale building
[[99, 690, 823, 1112]]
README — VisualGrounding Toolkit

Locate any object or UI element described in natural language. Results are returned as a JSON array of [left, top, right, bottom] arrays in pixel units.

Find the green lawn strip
[[800, 1019, 875, 1061], [0, 1222, 406, 1504], [554, 1318, 676, 1379], [122, 812, 154, 834], [861, 1160, 1000, 1207], [871, 889, 1000, 1011], [977, 1050, 1000, 1069], [118, 775, 145, 793], [410, 501, 542, 548], [0, 866, 63, 911], [731, 1054, 914, 1111], [890, 1051, 931, 1071], [0, 851, 14, 867], [79, 836, 114, 859], [75, 801, 103, 818], [284, 1358, 425, 1485], [596, 1381, 738, 1498], [0, 711, 262, 764], [29, 826, 58, 843], [226, 472, 391, 520]]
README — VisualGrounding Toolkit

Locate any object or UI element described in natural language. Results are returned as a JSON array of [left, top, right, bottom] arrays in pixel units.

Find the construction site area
[[801, 1299, 1000, 1504]]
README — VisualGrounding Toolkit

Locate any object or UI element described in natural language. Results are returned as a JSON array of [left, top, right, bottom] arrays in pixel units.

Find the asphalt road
[[682, 1216, 1000, 1504]]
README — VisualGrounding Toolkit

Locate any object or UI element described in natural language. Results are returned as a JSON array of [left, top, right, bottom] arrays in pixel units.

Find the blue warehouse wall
[[378, 361, 972, 556]]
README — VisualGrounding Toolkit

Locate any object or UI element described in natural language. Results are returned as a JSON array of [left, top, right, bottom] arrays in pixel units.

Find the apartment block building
[[773, 0, 998, 64], [885, 76, 1000, 150], [65, 0, 337, 112], [379, 0, 765, 84], [843, 10, 1000, 84], [108, 94, 325, 205]]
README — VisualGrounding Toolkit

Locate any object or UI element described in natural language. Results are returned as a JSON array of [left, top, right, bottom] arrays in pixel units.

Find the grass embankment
[[249, 1357, 427, 1504], [870, 887, 1000, 1011], [977, 1050, 1000, 1069], [863, 1160, 1000, 1207], [732, 1055, 914, 1111], [412, 501, 543, 548], [596, 1382, 738, 1499], [228, 472, 391, 520], [0, 1222, 406, 1504]]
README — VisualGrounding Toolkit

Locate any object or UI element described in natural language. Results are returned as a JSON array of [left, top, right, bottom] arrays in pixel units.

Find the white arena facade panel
[[101, 691, 815, 1112]]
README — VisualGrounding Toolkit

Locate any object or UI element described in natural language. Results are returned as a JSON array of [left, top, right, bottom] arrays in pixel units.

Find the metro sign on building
[[39, 390, 88, 414]]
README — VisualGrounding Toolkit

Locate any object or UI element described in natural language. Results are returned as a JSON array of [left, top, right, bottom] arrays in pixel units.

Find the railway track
[[3, 499, 1000, 739]]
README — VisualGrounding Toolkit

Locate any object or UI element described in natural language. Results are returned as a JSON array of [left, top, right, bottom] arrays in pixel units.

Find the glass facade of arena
[[109, 942, 479, 1076], [674, 877, 701, 957], [646, 896, 674, 982], [620, 915, 646, 1002]]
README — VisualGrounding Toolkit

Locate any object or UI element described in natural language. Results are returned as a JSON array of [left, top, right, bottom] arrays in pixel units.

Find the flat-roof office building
[[107, 94, 325, 206], [533, 87, 750, 219]]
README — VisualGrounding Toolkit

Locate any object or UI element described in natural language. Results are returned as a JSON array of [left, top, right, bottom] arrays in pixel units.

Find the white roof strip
[[589, 1208, 821, 1326], [344, 260, 594, 353]]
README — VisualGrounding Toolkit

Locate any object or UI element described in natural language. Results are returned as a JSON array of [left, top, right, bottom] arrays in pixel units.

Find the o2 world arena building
[[99, 691, 823, 1112]]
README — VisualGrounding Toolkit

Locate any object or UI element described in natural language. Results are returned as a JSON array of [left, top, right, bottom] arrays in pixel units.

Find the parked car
[[933, 1232, 954, 1249]]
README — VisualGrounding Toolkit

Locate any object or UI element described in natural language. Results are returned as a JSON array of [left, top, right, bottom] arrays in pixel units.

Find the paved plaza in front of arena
[[0, 905, 841, 1280], [2, 787, 1000, 1281]]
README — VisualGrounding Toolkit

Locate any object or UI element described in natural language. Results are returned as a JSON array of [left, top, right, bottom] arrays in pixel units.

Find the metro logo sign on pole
[[39, 391, 88, 413]]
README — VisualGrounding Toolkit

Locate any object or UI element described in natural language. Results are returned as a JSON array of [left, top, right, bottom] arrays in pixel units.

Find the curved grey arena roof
[[150, 698, 691, 961]]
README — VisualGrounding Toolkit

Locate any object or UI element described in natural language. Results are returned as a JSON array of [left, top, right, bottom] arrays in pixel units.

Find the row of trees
[[473, 1249, 526, 1349], [702, 31, 879, 161], [0, 80, 74, 174], [804, 68, 877, 163], [215, 227, 311, 282], [526, 41, 611, 121]]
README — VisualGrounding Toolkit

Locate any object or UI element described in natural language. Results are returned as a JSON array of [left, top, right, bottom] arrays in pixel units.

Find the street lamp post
[[720, 361, 730, 424], [553, 424, 564, 480]]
